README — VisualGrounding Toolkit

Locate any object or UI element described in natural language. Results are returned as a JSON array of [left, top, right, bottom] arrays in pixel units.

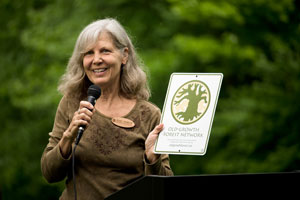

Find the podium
[[105, 172, 300, 199]]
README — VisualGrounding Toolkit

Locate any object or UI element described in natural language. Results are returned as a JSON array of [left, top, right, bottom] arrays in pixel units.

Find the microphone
[[75, 84, 101, 145]]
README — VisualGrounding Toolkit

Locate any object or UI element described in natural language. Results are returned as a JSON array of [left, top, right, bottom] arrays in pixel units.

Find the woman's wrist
[[145, 151, 160, 164], [59, 131, 74, 159]]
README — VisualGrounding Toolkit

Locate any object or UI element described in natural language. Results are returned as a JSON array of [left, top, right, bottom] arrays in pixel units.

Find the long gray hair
[[58, 18, 150, 100]]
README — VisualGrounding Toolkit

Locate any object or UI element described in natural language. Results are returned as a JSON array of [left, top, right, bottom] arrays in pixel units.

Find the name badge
[[112, 117, 135, 128]]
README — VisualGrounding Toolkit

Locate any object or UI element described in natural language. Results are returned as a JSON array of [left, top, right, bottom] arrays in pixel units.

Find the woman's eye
[[101, 49, 111, 53], [85, 50, 94, 55]]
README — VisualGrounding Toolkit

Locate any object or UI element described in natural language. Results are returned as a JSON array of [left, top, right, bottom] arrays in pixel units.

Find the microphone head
[[87, 84, 101, 99]]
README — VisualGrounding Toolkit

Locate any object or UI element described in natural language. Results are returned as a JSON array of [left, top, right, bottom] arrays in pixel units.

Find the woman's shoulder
[[59, 94, 79, 103], [137, 100, 161, 114], [135, 100, 161, 130], [58, 94, 80, 112]]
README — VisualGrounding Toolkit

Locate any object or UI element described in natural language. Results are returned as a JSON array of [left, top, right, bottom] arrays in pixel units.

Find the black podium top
[[105, 172, 300, 200]]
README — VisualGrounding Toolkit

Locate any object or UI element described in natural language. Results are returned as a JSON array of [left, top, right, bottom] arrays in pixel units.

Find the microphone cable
[[72, 128, 84, 200], [70, 84, 101, 200], [72, 143, 79, 200]]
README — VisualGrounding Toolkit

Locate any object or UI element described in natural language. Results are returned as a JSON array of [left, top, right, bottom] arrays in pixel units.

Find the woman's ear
[[122, 47, 129, 65]]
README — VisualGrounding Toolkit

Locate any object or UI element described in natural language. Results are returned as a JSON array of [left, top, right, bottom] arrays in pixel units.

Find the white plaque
[[154, 73, 223, 155]]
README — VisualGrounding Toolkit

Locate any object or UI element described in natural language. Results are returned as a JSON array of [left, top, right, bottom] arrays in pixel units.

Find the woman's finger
[[151, 124, 164, 136], [78, 107, 93, 117], [77, 112, 92, 123], [79, 100, 94, 111]]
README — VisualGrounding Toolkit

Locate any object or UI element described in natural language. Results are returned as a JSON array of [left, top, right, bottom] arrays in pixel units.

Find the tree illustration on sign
[[174, 83, 208, 122]]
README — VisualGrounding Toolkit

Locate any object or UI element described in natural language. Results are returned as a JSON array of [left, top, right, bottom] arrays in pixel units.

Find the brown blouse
[[41, 95, 173, 200]]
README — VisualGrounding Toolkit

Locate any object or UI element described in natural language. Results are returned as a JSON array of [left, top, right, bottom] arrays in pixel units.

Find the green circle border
[[171, 80, 211, 125]]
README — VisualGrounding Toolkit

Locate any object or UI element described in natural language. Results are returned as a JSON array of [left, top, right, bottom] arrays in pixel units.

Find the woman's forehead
[[82, 31, 115, 51]]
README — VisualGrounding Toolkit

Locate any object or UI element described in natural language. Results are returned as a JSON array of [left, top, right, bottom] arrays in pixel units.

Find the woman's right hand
[[59, 101, 95, 158]]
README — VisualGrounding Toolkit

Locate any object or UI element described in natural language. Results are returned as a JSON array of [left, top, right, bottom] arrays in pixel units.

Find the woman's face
[[82, 32, 128, 90]]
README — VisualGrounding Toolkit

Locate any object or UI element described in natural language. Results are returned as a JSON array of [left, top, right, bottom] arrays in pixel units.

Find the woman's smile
[[92, 67, 109, 75], [82, 31, 127, 89]]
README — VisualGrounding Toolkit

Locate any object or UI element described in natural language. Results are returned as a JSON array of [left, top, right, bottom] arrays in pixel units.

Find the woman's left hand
[[145, 123, 164, 164]]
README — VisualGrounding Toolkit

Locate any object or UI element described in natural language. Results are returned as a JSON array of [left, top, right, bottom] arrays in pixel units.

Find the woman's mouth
[[93, 68, 108, 74]]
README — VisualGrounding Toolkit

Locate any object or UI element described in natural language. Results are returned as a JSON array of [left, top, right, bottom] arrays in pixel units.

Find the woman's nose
[[92, 53, 103, 65]]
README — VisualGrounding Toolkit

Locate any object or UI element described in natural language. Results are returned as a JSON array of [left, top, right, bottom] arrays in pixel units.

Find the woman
[[41, 18, 173, 200]]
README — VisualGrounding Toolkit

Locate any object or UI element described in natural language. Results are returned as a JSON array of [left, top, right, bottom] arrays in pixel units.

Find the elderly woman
[[41, 18, 173, 200]]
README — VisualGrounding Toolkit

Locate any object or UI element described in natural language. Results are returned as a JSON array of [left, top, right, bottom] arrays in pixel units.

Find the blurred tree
[[0, 0, 299, 199], [162, 0, 300, 174], [0, 1, 65, 199], [0, 0, 175, 199]]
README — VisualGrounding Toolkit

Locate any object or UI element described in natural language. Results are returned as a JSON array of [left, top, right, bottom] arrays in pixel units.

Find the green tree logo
[[171, 80, 210, 124]]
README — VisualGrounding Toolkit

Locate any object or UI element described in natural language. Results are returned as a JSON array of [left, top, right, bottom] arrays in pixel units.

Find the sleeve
[[144, 154, 173, 176], [143, 105, 174, 176], [41, 95, 73, 183]]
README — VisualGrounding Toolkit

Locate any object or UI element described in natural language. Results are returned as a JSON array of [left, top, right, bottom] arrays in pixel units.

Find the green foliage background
[[1, 0, 299, 199]]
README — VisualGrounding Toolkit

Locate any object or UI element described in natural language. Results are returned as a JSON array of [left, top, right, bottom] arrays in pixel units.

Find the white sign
[[154, 73, 223, 155]]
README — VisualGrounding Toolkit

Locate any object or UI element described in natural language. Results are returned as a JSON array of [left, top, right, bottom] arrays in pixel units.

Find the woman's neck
[[94, 86, 136, 118], [99, 86, 120, 102]]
